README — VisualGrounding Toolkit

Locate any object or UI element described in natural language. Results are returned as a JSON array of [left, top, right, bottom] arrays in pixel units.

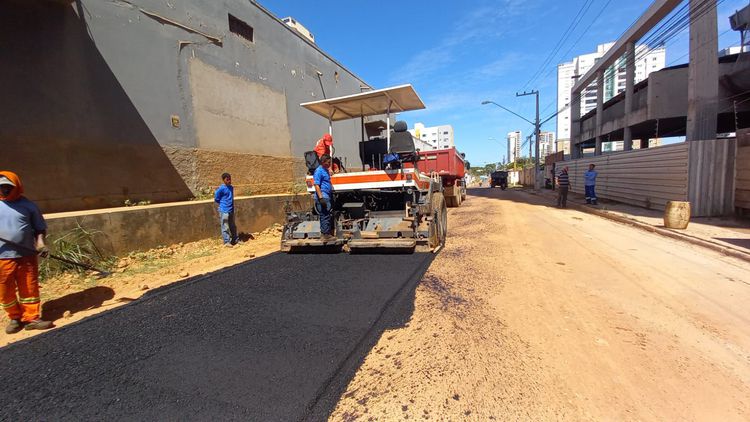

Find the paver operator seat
[[387, 121, 418, 169]]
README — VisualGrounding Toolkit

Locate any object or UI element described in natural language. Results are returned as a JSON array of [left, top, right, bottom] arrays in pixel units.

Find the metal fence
[[561, 143, 690, 210]]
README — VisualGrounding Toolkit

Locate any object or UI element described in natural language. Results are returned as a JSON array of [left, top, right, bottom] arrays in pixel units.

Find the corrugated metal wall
[[737, 144, 750, 211], [562, 143, 689, 209], [508, 167, 536, 187]]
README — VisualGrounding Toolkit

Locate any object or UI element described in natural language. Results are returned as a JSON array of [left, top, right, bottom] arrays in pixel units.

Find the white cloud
[[389, 1, 533, 84]]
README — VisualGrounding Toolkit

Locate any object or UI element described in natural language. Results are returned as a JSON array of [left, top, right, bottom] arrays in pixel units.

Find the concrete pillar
[[686, 0, 718, 141], [623, 42, 635, 151], [686, 0, 733, 216], [571, 87, 581, 159], [595, 70, 604, 155]]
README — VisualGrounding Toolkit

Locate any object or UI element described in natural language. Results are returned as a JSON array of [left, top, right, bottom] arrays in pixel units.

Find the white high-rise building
[[409, 123, 455, 151], [556, 43, 666, 150], [539, 131, 556, 158], [507, 131, 522, 163]]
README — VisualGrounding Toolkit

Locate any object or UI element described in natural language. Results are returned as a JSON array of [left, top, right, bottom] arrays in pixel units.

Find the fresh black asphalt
[[0, 252, 434, 421]]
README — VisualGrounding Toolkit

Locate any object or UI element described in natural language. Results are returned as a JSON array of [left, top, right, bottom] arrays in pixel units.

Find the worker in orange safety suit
[[0, 171, 53, 334]]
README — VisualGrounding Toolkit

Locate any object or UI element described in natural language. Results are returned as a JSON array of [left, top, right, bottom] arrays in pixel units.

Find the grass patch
[[40, 223, 115, 282]]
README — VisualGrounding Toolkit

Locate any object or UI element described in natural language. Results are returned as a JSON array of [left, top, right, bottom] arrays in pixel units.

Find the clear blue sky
[[260, 0, 747, 166]]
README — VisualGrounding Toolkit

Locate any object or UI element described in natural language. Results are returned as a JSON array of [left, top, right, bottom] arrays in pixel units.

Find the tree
[[468, 163, 500, 178]]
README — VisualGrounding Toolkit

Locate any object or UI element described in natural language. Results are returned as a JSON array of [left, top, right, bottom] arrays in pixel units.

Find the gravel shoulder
[[330, 188, 750, 421]]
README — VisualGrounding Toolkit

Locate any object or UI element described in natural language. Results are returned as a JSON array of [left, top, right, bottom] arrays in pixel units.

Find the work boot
[[24, 319, 53, 331], [223, 243, 234, 248], [320, 234, 336, 242], [592, 200, 598, 206], [5, 319, 22, 334]]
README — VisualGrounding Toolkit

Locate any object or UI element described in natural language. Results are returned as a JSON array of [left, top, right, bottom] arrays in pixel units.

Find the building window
[[443, 131, 449, 135], [229, 14, 254, 43]]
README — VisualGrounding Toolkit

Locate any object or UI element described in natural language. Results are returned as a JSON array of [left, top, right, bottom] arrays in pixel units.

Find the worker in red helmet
[[314, 133, 340, 173]]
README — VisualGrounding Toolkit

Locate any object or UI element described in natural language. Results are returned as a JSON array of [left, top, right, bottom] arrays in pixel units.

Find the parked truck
[[408, 148, 468, 207]]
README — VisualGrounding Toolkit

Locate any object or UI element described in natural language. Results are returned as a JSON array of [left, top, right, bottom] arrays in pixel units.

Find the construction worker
[[314, 133, 333, 158], [214, 172, 239, 247], [584, 163, 598, 205], [313, 155, 335, 241], [0, 171, 53, 333], [314, 133, 340, 173], [556, 166, 570, 208]]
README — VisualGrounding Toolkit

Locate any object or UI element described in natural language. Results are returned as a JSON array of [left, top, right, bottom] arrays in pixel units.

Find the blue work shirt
[[313, 165, 332, 199], [0, 197, 47, 259], [214, 184, 234, 213], [584, 170, 598, 186]]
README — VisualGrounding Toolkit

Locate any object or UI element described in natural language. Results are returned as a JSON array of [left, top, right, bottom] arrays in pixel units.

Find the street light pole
[[481, 100, 537, 176], [516, 90, 540, 190]]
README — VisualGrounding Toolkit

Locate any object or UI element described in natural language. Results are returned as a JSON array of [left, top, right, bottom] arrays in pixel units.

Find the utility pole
[[516, 90, 540, 190]]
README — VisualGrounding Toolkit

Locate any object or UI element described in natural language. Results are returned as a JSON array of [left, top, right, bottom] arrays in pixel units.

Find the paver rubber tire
[[428, 192, 447, 249], [445, 195, 457, 208]]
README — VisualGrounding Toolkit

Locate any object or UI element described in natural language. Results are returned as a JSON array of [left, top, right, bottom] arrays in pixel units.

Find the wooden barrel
[[664, 201, 691, 229]]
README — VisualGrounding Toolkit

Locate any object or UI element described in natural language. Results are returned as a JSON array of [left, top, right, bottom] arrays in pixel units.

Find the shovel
[[0, 236, 112, 278]]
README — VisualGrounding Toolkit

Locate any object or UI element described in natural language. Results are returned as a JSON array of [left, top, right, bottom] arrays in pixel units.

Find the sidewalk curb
[[520, 189, 750, 264]]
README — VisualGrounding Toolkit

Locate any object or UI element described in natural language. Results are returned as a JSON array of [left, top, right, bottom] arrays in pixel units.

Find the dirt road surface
[[331, 188, 750, 421]]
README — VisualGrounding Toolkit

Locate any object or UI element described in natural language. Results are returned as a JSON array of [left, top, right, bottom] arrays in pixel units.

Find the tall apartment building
[[409, 123, 455, 151], [507, 131, 522, 163], [539, 131, 556, 158], [556, 43, 666, 150]]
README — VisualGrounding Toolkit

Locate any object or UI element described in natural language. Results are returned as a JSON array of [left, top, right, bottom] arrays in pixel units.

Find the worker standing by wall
[[214, 173, 239, 247], [314, 155, 335, 241], [556, 166, 570, 209], [0, 171, 53, 333], [584, 164, 598, 205]]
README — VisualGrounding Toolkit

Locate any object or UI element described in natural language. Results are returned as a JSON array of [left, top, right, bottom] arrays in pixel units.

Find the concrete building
[[409, 123, 455, 150], [507, 131, 522, 163], [281, 17, 315, 43], [557, 42, 665, 152], [1, 0, 372, 213], [539, 131, 556, 158], [564, 0, 750, 217], [720, 45, 749, 56]]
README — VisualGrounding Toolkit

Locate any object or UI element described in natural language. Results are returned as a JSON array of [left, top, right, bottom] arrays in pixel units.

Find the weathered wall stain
[[1, 0, 370, 212]]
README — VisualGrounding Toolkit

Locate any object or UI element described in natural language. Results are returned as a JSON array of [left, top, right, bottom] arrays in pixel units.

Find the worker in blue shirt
[[214, 173, 238, 247], [313, 154, 335, 241], [584, 164, 598, 205]]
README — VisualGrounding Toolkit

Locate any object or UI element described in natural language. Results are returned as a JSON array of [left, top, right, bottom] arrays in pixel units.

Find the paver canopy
[[300, 84, 425, 121]]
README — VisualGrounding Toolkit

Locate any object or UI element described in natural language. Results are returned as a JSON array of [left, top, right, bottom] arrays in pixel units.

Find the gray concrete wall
[[0, 0, 368, 212], [46, 194, 311, 256], [578, 59, 750, 143]]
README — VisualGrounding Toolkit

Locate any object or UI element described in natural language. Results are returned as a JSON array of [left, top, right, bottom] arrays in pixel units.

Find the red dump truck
[[408, 148, 468, 207]]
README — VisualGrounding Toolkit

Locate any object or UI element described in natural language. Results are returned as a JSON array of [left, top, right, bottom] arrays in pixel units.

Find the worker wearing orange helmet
[[0, 171, 53, 333]]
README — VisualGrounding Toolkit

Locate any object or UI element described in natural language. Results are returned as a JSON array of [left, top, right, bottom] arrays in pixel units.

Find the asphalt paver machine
[[281, 85, 447, 253]]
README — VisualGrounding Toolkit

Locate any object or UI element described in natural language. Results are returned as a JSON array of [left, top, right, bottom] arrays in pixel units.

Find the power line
[[541, 0, 617, 82], [522, 0, 597, 90]]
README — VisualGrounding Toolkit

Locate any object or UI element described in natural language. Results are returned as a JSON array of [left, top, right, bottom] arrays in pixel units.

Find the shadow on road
[[41, 286, 115, 322]]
